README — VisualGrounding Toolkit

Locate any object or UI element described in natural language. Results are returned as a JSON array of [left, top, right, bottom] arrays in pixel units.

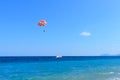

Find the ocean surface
[[0, 56, 120, 80]]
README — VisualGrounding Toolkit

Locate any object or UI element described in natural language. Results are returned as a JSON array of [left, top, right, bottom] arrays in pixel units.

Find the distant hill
[[100, 53, 112, 56], [101, 53, 120, 56]]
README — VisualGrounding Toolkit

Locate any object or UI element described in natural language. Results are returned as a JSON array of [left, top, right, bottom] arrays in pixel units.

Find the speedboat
[[56, 56, 62, 58]]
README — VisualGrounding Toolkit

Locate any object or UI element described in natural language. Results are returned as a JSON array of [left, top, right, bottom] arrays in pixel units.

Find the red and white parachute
[[38, 20, 47, 26], [38, 20, 47, 32]]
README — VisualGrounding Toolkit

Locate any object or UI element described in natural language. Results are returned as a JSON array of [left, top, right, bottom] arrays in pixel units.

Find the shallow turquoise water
[[0, 58, 120, 80]]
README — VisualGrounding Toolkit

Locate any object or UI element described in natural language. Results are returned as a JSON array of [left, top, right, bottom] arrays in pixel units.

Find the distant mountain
[[100, 53, 112, 56], [101, 53, 120, 56], [115, 54, 120, 56]]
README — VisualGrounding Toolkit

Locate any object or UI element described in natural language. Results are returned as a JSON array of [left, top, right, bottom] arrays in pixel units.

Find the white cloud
[[80, 32, 91, 36]]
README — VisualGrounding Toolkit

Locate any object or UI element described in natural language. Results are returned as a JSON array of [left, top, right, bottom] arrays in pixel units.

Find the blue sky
[[0, 0, 120, 56]]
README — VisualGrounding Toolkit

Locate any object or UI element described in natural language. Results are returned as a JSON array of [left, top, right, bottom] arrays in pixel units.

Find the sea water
[[0, 56, 120, 80]]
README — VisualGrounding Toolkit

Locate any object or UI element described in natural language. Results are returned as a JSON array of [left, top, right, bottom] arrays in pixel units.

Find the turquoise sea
[[0, 56, 120, 80]]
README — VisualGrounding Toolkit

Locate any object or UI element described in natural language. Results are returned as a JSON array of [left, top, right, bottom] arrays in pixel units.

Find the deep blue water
[[0, 56, 120, 62], [0, 56, 120, 80]]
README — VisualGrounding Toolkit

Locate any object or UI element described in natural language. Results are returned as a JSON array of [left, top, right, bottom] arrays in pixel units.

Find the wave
[[107, 77, 120, 80]]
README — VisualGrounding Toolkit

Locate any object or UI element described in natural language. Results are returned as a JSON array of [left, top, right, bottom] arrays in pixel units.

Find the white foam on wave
[[109, 72, 114, 74], [107, 77, 120, 80], [99, 72, 115, 75]]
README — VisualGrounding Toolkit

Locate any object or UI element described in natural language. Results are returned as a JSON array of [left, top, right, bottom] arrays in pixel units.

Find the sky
[[0, 0, 120, 56]]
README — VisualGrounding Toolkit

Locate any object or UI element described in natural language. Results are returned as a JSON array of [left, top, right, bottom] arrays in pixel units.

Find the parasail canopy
[[38, 20, 47, 26]]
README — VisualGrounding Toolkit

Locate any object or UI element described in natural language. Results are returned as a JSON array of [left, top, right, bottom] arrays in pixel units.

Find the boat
[[56, 56, 62, 59]]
